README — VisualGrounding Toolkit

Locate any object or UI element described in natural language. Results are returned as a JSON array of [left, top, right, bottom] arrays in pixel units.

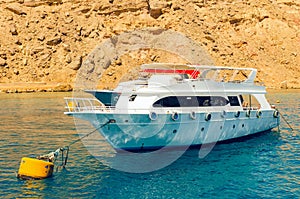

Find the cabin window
[[228, 96, 240, 106], [153, 96, 229, 107], [129, 95, 137, 102], [153, 96, 180, 107], [240, 94, 261, 109]]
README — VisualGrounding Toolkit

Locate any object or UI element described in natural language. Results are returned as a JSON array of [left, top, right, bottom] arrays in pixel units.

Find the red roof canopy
[[142, 69, 200, 79]]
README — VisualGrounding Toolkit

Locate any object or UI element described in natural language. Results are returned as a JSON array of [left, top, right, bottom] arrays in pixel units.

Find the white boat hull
[[69, 109, 279, 151]]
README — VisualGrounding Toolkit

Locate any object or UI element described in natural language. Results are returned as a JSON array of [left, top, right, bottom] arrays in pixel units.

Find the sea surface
[[0, 91, 299, 198]]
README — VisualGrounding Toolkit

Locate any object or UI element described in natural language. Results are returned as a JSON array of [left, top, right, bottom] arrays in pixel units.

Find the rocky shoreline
[[0, 82, 72, 93], [0, 0, 299, 91]]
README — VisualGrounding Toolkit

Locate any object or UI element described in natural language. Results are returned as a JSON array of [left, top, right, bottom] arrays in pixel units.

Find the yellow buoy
[[17, 157, 54, 180]]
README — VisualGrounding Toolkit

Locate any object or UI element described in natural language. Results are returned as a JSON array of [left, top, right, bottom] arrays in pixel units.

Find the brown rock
[[148, 1, 169, 19], [10, 24, 18, 35], [0, 57, 7, 66], [280, 80, 288, 89], [15, 39, 22, 45], [70, 56, 82, 70], [24, 0, 45, 7], [54, 84, 72, 92], [31, 47, 44, 55], [6, 3, 27, 15], [37, 35, 45, 41], [46, 37, 62, 46], [65, 54, 72, 64], [13, 69, 19, 75], [63, 44, 71, 52], [40, 53, 51, 62]]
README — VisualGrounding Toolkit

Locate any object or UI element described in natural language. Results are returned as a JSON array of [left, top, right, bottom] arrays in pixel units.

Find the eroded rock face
[[0, 0, 299, 92]]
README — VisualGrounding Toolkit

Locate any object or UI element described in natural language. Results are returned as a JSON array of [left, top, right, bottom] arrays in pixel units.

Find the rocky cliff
[[0, 0, 299, 92]]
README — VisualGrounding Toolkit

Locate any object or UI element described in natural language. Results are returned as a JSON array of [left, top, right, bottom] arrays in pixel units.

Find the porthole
[[172, 112, 179, 121], [273, 110, 279, 118], [149, 112, 157, 121], [256, 110, 262, 118], [246, 110, 251, 117], [190, 111, 196, 120], [205, 113, 211, 121], [234, 111, 240, 117]]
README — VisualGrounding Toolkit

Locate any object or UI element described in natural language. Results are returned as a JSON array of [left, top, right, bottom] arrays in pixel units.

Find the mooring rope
[[61, 119, 116, 167], [67, 119, 115, 147], [41, 119, 116, 169], [277, 108, 294, 131]]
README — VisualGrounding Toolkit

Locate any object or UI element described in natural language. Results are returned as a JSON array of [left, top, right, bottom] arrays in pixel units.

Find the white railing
[[64, 97, 115, 112]]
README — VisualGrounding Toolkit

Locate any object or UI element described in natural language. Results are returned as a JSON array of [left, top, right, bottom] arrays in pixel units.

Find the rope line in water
[[40, 119, 115, 169], [68, 119, 115, 147], [277, 108, 294, 131], [60, 119, 115, 167]]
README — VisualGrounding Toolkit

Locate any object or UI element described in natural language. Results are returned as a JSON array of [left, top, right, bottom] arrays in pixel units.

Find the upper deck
[[140, 63, 258, 84]]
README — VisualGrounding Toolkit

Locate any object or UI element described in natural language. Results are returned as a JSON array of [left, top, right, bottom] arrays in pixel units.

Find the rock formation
[[0, 0, 299, 92]]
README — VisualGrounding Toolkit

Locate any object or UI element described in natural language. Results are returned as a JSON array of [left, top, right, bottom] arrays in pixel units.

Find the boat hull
[[69, 109, 279, 152]]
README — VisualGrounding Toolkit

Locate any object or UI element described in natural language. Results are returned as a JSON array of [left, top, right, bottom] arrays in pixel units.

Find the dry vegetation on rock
[[0, 0, 299, 92]]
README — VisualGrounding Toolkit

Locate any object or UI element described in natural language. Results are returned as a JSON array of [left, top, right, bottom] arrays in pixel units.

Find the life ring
[[234, 111, 240, 118], [273, 110, 279, 118], [190, 111, 196, 120], [246, 109, 251, 117], [205, 113, 211, 121], [149, 112, 157, 121], [256, 110, 262, 118], [172, 112, 179, 121]]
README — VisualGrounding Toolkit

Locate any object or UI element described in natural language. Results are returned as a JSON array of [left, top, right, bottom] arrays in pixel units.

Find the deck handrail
[[64, 97, 115, 112]]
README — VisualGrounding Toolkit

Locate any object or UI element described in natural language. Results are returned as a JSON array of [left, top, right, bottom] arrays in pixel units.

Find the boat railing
[[64, 97, 115, 112]]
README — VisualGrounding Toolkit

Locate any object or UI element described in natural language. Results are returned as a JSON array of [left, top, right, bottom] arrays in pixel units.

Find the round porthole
[[149, 112, 157, 121], [190, 111, 196, 120], [205, 113, 211, 121], [273, 110, 279, 118], [172, 112, 179, 121], [246, 110, 251, 117], [256, 110, 262, 118]]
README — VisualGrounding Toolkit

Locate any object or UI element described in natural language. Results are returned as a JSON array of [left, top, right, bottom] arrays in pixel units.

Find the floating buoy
[[17, 157, 54, 180], [16, 120, 115, 180]]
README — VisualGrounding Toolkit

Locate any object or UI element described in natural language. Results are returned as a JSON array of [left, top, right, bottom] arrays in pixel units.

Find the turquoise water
[[0, 91, 299, 198]]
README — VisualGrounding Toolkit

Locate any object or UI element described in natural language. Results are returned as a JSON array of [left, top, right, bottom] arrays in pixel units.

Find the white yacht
[[64, 63, 280, 152]]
